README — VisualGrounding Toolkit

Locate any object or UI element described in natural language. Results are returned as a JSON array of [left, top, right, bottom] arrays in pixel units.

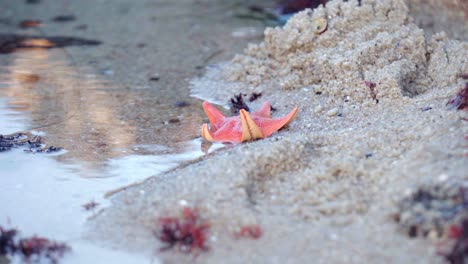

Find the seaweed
[[0, 226, 70, 263], [439, 219, 468, 264], [248, 92, 262, 102], [0, 227, 17, 255], [0, 132, 62, 153], [236, 225, 262, 239], [365, 81, 378, 103], [395, 184, 468, 239], [447, 74, 468, 110], [155, 207, 210, 253], [230, 93, 250, 114], [82, 201, 99, 211]]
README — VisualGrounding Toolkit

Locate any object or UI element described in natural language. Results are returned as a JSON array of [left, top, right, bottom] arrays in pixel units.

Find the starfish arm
[[201, 124, 215, 142], [253, 101, 271, 118], [256, 107, 298, 137], [202, 101, 226, 128], [240, 109, 264, 141]]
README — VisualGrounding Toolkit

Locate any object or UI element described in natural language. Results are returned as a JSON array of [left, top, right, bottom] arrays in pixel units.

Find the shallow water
[[0, 0, 266, 262], [0, 53, 222, 262]]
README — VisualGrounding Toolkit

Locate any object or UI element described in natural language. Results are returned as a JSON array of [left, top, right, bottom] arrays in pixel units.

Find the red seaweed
[[438, 219, 468, 264], [0, 226, 70, 263], [18, 236, 70, 263], [447, 75, 468, 110], [365, 81, 378, 103], [155, 207, 210, 253], [0, 227, 17, 255], [236, 225, 263, 239]]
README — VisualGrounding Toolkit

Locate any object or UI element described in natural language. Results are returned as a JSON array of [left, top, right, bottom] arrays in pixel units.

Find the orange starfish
[[201, 101, 298, 143]]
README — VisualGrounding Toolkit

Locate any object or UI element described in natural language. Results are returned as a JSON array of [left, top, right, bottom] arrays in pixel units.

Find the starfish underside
[[201, 101, 298, 143]]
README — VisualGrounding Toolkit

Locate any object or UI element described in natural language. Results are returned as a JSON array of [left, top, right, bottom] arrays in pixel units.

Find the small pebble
[[174, 101, 189, 108], [421, 107, 432, 112], [326, 108, 339, 117], [315, 104, 323, 113], [51, 15, 76, 23]]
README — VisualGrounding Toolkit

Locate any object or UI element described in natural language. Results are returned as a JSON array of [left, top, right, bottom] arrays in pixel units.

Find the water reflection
[[0, 48, 207, 172], [1, 49, 130, 165]]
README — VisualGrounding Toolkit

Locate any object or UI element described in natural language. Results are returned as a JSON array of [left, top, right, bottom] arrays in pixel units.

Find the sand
[[90, 0, 468, 263]]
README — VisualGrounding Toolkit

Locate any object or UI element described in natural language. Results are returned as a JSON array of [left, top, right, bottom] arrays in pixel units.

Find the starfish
[[201, 101, 298, 143]]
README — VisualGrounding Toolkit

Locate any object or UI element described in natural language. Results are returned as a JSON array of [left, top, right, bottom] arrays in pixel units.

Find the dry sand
[[90, 0, 468, 263]]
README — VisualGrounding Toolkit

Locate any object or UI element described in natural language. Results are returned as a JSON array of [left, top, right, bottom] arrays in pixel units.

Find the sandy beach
[[90, 0, 467, 263]]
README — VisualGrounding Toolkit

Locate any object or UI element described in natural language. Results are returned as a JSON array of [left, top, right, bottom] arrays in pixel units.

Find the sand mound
[[192, 0, 467, 105]]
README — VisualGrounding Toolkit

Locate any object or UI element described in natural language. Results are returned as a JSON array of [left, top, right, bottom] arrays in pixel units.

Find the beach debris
[[230, 93, 250, 114], [0, 227, 17, 255], [395, 183, 468, 239], [0, 226, 70, 263], [51, 15, 76, 23], [0, 34, 101, 54], [155, 207, 210, 253], [0, 132, 62, 153], [311, 18, 327, 34], [19, 20, 42, 28], [365, 81, 378, 103], [230, 93, 267, 113], [82, 200, 99, 211], [248, 92, 263, 102], [437, 219, 468, 264], [174, 101, 190, 108], [201, 101, 298, 143], [168, 118, 180, 124], [278, 0, 328, 15], [235, 225, 263, 239], [421, 107, 432, 112], [447, 75, 468, 110]]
